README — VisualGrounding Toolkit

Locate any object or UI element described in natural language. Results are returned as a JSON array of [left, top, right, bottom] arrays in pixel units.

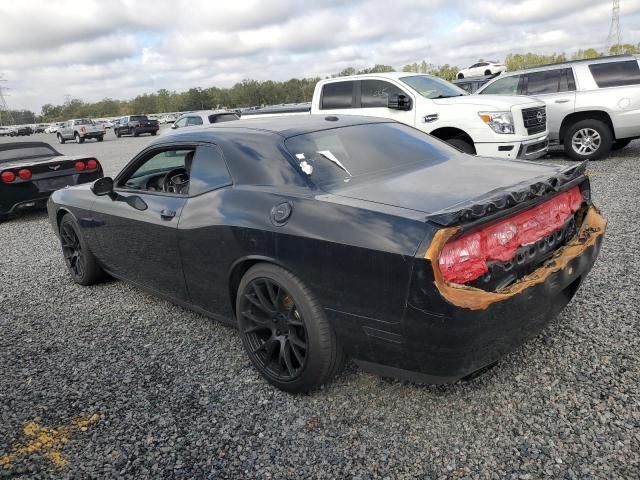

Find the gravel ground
[[0, 132, 639, 479]]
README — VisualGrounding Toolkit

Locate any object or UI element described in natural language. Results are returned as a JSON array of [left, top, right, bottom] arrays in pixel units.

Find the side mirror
[[91, 177, 114, 196], [171, 124, 178, 129], [388, 94, 413, 111]]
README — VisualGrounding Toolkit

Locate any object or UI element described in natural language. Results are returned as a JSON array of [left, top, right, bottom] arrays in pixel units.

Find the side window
[[174, 117, 188, 128], [558, 68, 576, 92], [524, 70, 563, 95], [119, 148, 194, 194], [187, 116, 204, 126], [320, 81, 354, 109], [188, 145, 232, 196], [360, 80, 407, 108], [480, 75, 521, 95], [589, 60, 640, 88]]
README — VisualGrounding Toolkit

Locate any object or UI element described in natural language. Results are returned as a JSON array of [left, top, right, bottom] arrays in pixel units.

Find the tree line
[[3, 43, 639, 124]]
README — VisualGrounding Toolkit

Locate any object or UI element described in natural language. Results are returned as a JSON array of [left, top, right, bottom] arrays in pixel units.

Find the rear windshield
[[284, 123, 450, 189], [0, 145, 59, 163], [74, 119, 94, 125], [130, 116, 148, 122], [209, 113, 239, 123]]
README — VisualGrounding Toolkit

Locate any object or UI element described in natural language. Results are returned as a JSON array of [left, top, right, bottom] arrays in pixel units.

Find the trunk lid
[[328, 155, 586, 225]]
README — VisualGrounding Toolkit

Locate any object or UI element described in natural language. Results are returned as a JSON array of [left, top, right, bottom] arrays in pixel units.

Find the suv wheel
[[564, 119, 612, 161], [57, 134, 65, 144], [133, 128, 139, 137], [237, 264, 346, 393], [75, 132, 85, 144]]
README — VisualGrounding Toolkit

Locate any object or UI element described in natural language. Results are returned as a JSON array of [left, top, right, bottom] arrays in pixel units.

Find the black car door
[[90, 145, 193, 300]]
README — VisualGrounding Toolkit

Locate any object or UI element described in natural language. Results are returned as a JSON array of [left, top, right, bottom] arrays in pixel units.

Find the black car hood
[[328, 155, 587, 226]]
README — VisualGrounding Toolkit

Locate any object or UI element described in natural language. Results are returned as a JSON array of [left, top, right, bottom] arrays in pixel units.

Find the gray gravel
[[0, 132, 639, 479]]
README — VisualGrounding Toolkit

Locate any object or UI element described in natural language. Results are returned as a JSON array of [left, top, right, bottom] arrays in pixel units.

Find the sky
[[1, 0, 639, 112]]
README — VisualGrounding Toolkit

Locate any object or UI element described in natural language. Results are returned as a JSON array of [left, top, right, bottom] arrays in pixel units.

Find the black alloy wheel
[[60, 221, 86, 280], [237, 264, 346, 393], [58, 215, 107, 286], [240, 278, 308, 382]]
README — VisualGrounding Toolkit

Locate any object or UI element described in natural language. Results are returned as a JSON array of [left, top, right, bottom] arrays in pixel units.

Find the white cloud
[[1, 0, 638, 112]]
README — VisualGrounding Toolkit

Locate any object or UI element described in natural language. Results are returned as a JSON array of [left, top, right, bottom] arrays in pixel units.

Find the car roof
[[320, 72, 435, 82], [156, 115, 391, 141], [0, 141, 55, 151], [495, 54, 638, 76]]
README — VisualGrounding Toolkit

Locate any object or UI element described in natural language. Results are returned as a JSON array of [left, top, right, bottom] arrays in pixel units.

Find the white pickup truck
[[243, 73, 549, 160]]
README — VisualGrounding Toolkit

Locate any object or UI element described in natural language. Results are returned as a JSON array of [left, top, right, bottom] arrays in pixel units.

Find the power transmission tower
[[0, 75, 14, 126], [606, 0, 622, 52]]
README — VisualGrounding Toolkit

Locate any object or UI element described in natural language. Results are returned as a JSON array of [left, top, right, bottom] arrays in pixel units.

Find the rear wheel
[[59, 214, 107, 286], [57, 134, 65, 144], [115, 129, 121, 138], [457, 73, 464, 79], [151, 131, 157, 136], [446, 137, 476, 154], [0, 213, 9, 223], [75, 132, 85, 144], [237, 264, 346, 393], [97, 135, 104, 142], [133, 128, 139, 137], [612, 138, 632, 151], [563, 119, 612, 161], [484, 69, 492, 76]]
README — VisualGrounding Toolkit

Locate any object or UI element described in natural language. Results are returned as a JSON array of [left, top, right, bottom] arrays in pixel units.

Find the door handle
[[160, 209, 176, 220], [554, 99, 570, 103]]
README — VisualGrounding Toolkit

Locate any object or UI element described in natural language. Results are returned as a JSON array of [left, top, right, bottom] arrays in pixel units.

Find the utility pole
[[606, 0, 622, 53], [0, 75, 14, 126]]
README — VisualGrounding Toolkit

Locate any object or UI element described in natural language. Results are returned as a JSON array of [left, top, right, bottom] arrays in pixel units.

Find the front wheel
[[58, 215, 107, 286], [75, 133, 85, 144], [484, 70, 492, 76], [57, 134, 65, 144], [563, 119, 612, 161], [237, 264, 346, 393], [457, 73, 464, 79]]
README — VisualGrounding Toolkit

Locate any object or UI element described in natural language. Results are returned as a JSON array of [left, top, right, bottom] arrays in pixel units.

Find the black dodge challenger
[[47, 116, 606, 392], [1, 141, 103, 222]]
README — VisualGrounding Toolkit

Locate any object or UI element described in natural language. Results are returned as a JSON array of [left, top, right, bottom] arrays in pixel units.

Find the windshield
[[0, 144, 59, 163], [400, 75, 467, 99], [284, 123, 450, 189], [130, 116, 148, 122]]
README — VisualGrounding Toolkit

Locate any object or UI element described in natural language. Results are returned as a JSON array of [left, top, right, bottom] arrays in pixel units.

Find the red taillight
[[18, 168, 32, 180], [438, 186, 584, 284], [1, 170, 16, 183], [74, 161, 86, 171], [80, 126, 86, 133], [86, 159, 98, 170]]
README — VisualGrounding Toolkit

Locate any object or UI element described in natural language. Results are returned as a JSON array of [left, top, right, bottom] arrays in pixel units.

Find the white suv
[[476, 55, 640, 160]]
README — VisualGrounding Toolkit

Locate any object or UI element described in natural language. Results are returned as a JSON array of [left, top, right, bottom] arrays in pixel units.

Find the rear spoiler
[[427, 161, 589, 227]]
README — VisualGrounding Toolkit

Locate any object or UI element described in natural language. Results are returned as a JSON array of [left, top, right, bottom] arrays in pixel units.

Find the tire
[[57, 134, 65, 144], [75, 132, 85, 144], [151, 131, 157, 136], [97, 135, 104, 142], [0, 213, 9, 223], [58, 214, 108, 286], [612, 138, 632, 151], [236, 264, 346, 393], [446, 137, 476, 154], [457, 73, 464, 79], [563, 119, 612, 161], [115, 129, 121, 138], [133, 128, 139, 137], [484, 70, 492, 76]]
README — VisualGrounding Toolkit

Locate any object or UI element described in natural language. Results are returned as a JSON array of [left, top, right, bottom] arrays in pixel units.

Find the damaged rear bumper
[[349, 207, 607, 384]]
